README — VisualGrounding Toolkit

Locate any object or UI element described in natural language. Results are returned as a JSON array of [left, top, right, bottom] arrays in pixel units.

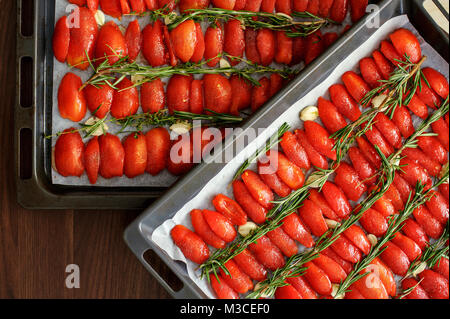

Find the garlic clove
[[94, 10, 105, 26], [300, 106, 319, 122], [238, 221, 258, 237], [325, 219, 341, 229], [84, 117, 109, 136], [368, 234, 378, 247], [170, 122, 192, 135]]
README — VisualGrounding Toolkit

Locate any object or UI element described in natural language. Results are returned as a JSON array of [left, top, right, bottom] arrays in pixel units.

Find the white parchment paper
[[150, 15, 450, 299]]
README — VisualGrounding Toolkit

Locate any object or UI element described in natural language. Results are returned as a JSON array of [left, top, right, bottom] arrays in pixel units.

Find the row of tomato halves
[[170, 28, 450, 299], [52, 1, 369, 182]]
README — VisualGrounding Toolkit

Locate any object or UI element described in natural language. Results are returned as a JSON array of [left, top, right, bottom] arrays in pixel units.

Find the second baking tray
[[124, 0, 449, 299]]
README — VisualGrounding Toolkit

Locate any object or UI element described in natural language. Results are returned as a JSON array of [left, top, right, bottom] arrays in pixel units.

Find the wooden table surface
[[0, 0, 172, 299]]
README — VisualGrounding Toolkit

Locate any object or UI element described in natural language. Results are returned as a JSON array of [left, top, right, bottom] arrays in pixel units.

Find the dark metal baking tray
[[123, 0, 449, 299]]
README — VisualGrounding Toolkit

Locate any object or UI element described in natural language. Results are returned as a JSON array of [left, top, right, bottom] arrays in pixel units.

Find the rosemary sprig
[[246, 103, 448, 299], [45, 110, 244, 139], [331, 56, 427, 161], [81, 52, 297, 90], [232, 123, 291, 181], [138, 7, 329, 37], [334, 169, 449, 299]]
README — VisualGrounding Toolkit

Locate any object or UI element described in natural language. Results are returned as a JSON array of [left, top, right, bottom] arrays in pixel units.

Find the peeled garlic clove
[[325, 219, 341, 229], [305, 171, 326, 188], [94, 10, 105, 26], [238, 221, 258, 237], [84, 117, 109, 136], [131, 74, 146, 84], [170, 122, 192, 135], [220, 58, 232, 76], [412, 261, 427, 277], [368, 234, 378, 247], [164, 12, 178, 25], [300, 106, 319, 122], [371, 94, 388, 109], [331, 284, 341, 298]]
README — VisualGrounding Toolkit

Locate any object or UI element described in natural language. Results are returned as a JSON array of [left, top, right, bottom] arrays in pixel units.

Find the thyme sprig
[[135, 7, 329, 37], [81, 52, 297, 91], [45, 109, 244, 139]]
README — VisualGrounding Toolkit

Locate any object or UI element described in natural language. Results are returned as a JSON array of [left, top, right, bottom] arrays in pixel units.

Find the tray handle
[[124, 224, 200, 299]]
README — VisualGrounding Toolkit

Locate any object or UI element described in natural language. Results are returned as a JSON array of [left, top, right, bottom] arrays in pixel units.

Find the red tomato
[[245, 28, 261, 64], [348, 147, 377, 186], [359, 208, 388, 237], [304, 121, 337, 161], [55, 129, 85, 177], [380, 241, 410, 276], [258, 160, 292, 198], [328, 84, 362, 122], [83, 82, 113, 119], [170, 20, 197, 63], [401, 278, 429, 299], [350, 0, 369, 22], [266, 150, 305, 190], [233, 249, 267, 282], [304, 262, 332, 296], [308, 189, 340, 221], [313, 253, 347, 284], [251, 77, 271, 112], [142, 20, 168, 67], [190, 209, 226, 249], [232, 180, 267, 224], [224, 19, 245, 66], [179, 0, 210, 13], [167, 75, 192, 114], [330, 0, 349, 23], [212, 194, 248, 226], [370, 257, 397, 297], [275, 31, 293, 65], [276, 0, 292, 14], [53, 16, 70, 63], [123, 132, 148, 178], [110, 78, 139, 119], [171, 225, 210, 264], [392, 105, 415, 138], [343, 225, 371, 255], [256, 29, 275, 66], [267, 227, 299, 257], [360, 57, 384, 89], [203, 210, 237, 243], [99, 133, 125, 178], [401, 218, 429, 251], [335, 162, 367, 202], [281, 213, 315, 248], [317, 97, 348, 134], [322, 182, 352, 219], [67, 7, 98, 70], [342, 71, 371, 106], [248, 235, 286, 271], [220, 260, 253, 294], [125, 20, 142, 62], [298, 199, 328, 237], [203, 74, 232, 114], [58, 72, 87, 122], [145, 127, 170, 176], [418, 270, 449, 299], [390, 28, 422, 64], [294, 129, 329, 170], [330, 235, 362, 264], [95, 21, 127, 66], [422, 67, 449, 99], [84, 136, 100, 184], [275, 285, 303, 299], [372, 49, 394, 79], [209, 274, 239, 299], [391, 232, 422, 262], [280, 131, 310, 170], [190, 22, 205, 63], [141, 79, 166, 114], [204, 22, 224, 67]]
